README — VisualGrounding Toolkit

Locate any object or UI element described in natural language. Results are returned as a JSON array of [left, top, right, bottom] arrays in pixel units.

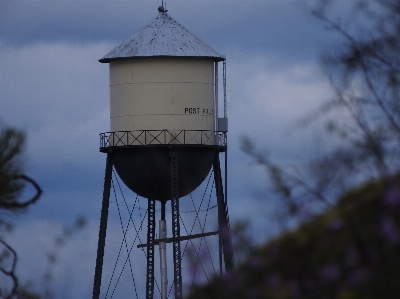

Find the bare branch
[[0, 175, 42, 210], [0, 239, 18, 299]]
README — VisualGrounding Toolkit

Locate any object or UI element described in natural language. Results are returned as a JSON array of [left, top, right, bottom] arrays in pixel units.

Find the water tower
[[92, 5, 233, 299]]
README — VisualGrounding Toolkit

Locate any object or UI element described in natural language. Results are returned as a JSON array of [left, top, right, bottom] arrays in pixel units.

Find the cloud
[[1, 37, 334, 228], [227, 54, 333, 160], [1, 42, 109, 129], [0, 1, 329, 64], [1, 41, 111, 176]]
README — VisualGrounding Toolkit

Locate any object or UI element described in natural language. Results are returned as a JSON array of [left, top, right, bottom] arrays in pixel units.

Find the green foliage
[[187, 176, 400, 298]]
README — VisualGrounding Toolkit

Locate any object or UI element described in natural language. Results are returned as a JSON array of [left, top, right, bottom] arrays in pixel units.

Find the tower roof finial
[[158, 0, 167, 13]]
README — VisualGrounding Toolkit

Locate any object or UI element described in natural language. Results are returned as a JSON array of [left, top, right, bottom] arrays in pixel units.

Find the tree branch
[[0, 239, 18, 299], [0, 174, 42, 210]]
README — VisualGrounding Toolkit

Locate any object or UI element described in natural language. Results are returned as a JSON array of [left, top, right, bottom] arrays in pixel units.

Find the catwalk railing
[[100, 130, 227, 148]]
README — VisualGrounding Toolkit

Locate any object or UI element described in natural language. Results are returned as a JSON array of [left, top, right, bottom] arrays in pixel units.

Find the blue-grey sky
[[0, 0, 346, 298]]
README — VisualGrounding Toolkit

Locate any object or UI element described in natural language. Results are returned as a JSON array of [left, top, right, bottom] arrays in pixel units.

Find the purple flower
[[384, 180, 400, 207], [380, 215, 400, 244], [288, 280, 300, 298], [269, 244, 280, 255], [344, 245, 359, 267], [266, 274, 282, 289], [245, 287, 260, 299], [328, 218, 343, 232], [221, 271, 243, 293], [319, 263, 340, 282], [247, 256, 263, 270], [348, 267, 371, 286]]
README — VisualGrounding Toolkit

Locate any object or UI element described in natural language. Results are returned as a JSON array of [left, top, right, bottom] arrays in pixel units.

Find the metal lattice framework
[[92, 151, 234, 299], [100, 130, 227, 148], [93, 146, 233, 299]]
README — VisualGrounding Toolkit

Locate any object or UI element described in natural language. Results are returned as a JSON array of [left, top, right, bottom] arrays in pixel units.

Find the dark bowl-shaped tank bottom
[[112, 146, 216, 201]]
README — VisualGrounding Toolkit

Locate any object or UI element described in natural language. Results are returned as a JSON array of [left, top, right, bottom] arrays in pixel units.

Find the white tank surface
[[109, 57, 215, 133]]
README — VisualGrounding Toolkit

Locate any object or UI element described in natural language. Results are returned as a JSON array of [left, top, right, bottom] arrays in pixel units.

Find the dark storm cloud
[[0, 0, 329, 64], [0, 1, 155, 45]]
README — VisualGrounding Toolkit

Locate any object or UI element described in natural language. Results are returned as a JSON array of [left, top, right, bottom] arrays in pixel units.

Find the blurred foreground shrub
[[187, 176, 400, 299]]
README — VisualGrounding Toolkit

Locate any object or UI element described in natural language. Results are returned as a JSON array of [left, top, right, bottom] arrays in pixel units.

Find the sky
[[0, 0, 348, 298]]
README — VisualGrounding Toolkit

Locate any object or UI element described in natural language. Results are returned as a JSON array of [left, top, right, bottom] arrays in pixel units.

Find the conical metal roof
[[99, 11, 225, 63]]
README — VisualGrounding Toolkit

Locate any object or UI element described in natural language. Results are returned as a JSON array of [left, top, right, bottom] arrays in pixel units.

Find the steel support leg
[[170, 147, 182, 299], [92, 152, 113, 299], [213, 153, 234, 272], [146, 199, 156, 299]]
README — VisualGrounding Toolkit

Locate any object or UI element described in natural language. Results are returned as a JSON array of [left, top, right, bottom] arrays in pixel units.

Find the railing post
[[100, 130, 228, 147]]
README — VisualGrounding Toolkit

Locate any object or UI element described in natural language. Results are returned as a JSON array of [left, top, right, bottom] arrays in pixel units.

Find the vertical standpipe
[[159, 220, 168, 299], [214, 61, 219, 131]]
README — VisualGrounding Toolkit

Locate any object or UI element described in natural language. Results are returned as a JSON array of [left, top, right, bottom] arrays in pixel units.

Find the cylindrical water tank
[[110, 57, 215, 135], [108, 57, 218, 201]]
